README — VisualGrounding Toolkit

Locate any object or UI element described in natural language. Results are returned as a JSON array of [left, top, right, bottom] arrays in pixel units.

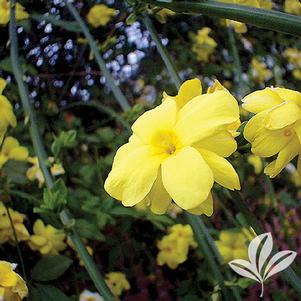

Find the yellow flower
[[105, 272, 130, 297], [0, 78, 16, 136], [0, 0, 29, 25], [0, 137, 28, 168], [284, 48, 301, 80], [221, 0, 273, 33], [28, 219, 67, 256], [191, 28, 217, 62], [157, 8, 176, 22], [105, 78, 240, 215], [251, 58, 272, 84], [0, 261, 28, 300], [284, 0, 301, 15], [247, 154, 263, 174], [86, 4, 116, 28], [157, 224, 196, 269], [79, 289, 104, 301], [0, 202, 30, 245], [26, 157, 65, 187], [215, 228, 254, 262], [243, 87, 301, 177]]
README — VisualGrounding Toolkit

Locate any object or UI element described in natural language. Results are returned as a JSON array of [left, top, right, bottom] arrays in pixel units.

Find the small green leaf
[[32, 255, 73, 281], [75, 219, 105, 241], [29, 284, 71, 301]]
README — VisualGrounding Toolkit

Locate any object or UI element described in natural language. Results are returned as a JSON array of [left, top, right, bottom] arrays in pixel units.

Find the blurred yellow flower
[[0, 0, 29, 25], [221, 0, 272, 33], [284, 0, 301, 15], [86, 4, 116, 28], [157, 224, 197, 269], [251, 58, 272, 83], [105, 272, 130, 297], [28, 219, 66, 256], [191, 28, 217, 62], [215, 228, 254, 262], [0, 137, 28, 168], [26, 157, 65, 187], [243, 87, 301, 177], [157, 8, 176, 22], [0, 261, 28, 300], [80, 289, 104, 301], [247, 154, 263, 174], [0, 78, 16, 137], [105, 79, 240, 215], [284, 48, 301, 80], [0, 202, 30, 245]]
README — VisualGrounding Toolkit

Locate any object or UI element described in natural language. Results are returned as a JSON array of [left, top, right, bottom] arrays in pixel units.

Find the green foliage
[[29, 284, 72, 301], [51, 130, 77, 158], [32, 255, 73, 281]]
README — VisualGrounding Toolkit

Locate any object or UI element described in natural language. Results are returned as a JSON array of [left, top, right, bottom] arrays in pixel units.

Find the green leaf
[[29, 284, 71, 301], [51, 130, 77, 157], [75, 219, 105, 241], [32, 255, 73, 281]]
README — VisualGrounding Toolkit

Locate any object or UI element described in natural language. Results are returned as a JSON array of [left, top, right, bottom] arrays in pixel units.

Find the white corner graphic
[[228, 232, 297, 297]]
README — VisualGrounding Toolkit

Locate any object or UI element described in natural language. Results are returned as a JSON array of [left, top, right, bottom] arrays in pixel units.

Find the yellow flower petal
[[264, 101, 301, 130], [197, 148, 240, 190], [2, 137, 19, 153], [105, 146, 163, 206], [193, 130, 237, 157], [187, 193, 213, 216], [0, 78, 6, 94], [161, 146, 214, 210], [132, 99, 177, 144], [274, 88, 301, 106], [264, 136, 300, 177], [175, 91, 239, 145], [8, 146, 28, 161], [242, 88, 283, 113], [146, 169, 172, 214]]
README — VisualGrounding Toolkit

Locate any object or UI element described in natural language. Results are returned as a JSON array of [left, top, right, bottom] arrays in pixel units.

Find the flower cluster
[[86, 4, 117, 28], [191, 28, 217, 62], [283, 48, 301, 80], [0, 202, 30, 245], [215, 228, 254, 262], [0, 261, 28, 300], [250, 58, 272, 84], [105, 272, 130, 297], [243, 87, 301, 177], [105, 79, 240, 215], [157, 224, 197, 269], [28, 219, 67, 256]]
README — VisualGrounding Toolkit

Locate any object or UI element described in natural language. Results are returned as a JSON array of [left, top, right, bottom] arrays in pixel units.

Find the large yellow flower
[[0, 78, 16, 137], [0, 0, 29, 25], [0, 202, 30, 245], [105, 79, 240, 215], [28, 219, 67, 256], [0, 261, 28, 300], [243, 87, 301, 177], [86, 4, 116, 28], [0, 137, 28, 168]]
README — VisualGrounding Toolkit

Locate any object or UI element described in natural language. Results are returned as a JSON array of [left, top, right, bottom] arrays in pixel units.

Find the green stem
[[142, 14, 182, 89], [5, 204, 27, 282], [227, 27, 247, 97], [65, 1, 130, 112], [185, 213, 232, 300], [9, 3, 114, 299], [143, 0, 301, 37]]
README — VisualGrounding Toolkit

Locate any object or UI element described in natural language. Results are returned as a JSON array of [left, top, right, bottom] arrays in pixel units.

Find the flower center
[[284, 129, 292, 136], [150, 129, 182, 155]]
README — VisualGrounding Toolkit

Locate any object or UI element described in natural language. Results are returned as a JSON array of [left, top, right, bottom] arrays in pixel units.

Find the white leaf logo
[[228, 232, 297, 298]]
